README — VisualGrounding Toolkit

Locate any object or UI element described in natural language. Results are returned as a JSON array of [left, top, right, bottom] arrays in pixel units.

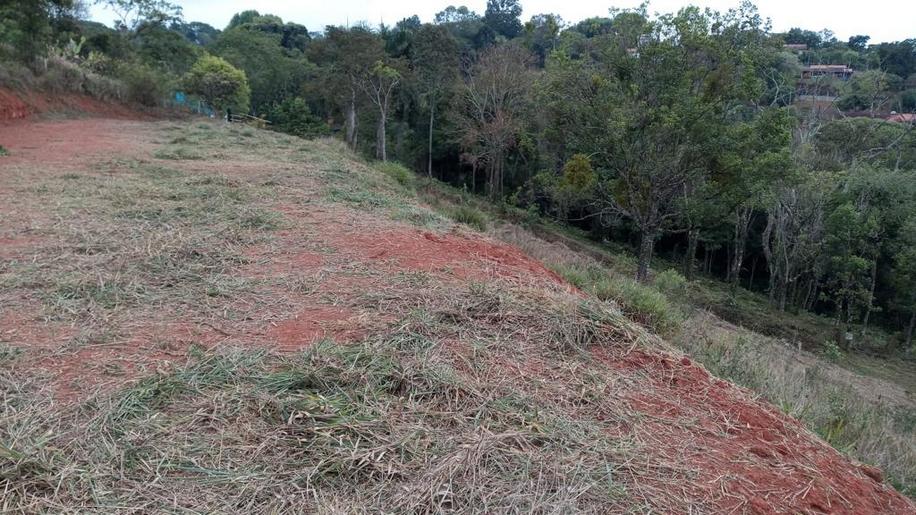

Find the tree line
[[3, 0, 916, 350]]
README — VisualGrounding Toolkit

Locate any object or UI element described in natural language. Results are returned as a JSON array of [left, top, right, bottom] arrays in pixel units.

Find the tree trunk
[[684, 229, 699, 280], [730, 208, 751, 289], [906, 311, 915, 348], [778, 278, 788, 312], [636, 230, 656, 283], [861, 257, 878, 335], [427, 102, 434, 177], [748, 256, 758, 291], [471, 161, 477, 193], [376, 112, 387, 161], [345, 89, 358, 150]]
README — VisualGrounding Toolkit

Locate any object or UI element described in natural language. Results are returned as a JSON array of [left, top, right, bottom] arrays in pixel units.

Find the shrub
[[550, 263, 683, 336], [654, 269, 688, 295], [182, 54, 251, 114], [448, 205, 489, 231], [375, 161, 414, 189], [117, 62, 166, 107], [267, 97, 330, 138]]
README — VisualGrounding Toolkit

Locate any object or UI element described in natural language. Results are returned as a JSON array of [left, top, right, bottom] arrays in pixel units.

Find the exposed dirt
[[591, 347, 907, 513], [0, 116, 913, 512], [0, 86, 140, 123]]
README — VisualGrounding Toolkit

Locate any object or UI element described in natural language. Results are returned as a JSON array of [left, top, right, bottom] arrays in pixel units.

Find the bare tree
[[762, 183, 827, 311], [453, 44, 533, 200], [358, 60, 402, 162]]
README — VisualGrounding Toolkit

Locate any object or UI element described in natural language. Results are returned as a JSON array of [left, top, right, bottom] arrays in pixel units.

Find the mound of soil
[[0, 87, 141, 123]]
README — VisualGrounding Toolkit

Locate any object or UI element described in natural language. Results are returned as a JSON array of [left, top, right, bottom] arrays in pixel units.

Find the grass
[[676, 314, 916, 498], [3, 119, 912, 510], [0, 282, 642, 511], [1, 156, 279, 324], [447, 204, 489, 231], [488, 221, 916, 499]]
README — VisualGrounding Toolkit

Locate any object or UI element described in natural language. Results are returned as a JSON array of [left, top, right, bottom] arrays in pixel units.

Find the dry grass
[[0, 278, 653, 512], [488, 222, 916, 498], [677, 313, 916, 497]]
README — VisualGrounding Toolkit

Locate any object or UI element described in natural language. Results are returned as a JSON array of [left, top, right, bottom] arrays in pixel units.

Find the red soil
[[591, 347, 913, 514], [1, 117, 913, 512], [0, 86, 139, 123], [268, 306, 364, 349], [339, 229, 571, 286]]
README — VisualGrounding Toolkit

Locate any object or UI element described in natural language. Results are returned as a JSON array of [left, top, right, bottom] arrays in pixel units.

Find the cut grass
[[2, 158, 279, 323], [0, 281, 641, 511]]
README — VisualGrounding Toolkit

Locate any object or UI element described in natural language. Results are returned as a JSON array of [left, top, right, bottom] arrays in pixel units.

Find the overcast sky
[[89, 1, 915, 44]]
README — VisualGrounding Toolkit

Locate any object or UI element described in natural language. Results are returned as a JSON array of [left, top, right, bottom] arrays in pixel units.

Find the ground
[[1, 116, 913, 513]]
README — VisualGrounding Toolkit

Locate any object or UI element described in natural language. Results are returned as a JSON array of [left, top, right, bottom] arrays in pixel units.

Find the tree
[[182, 54, 250, 114], [453, 44, 533, 200], [762, 179, 827, 312], [358, 60, 402, 161], [837, 69, 892, 115], [891, 217, 916, 348], [411, 24, 460, 176], [0, 0, 74, 61], [542, 6, 767, 282], [98, 0, 182, 30], [308, 26, 384, 151], [483, 0, 523, 39], [720, 108, 794, 287], [210, 25, 310, 113], [847, 35, 870, 52]]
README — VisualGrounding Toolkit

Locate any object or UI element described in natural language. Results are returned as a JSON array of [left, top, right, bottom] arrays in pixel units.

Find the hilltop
[[1, 117, 913, 512]]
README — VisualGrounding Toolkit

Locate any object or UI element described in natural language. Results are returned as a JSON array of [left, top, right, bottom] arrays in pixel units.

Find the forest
[[3, 0, 916, 351]]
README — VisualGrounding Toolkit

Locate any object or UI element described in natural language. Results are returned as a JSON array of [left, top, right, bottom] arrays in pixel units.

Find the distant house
[[784, 43, 808, 52], [884, 112, 916, 123], [801, 65, 854, 81]]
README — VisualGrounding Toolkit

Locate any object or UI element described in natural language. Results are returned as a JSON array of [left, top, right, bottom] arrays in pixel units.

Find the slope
[[0, 118, 912, 513]]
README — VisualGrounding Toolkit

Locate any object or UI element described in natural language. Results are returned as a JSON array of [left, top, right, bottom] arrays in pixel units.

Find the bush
[[448, 205, 489, 231], [117, 62, 166, 107], [182, 54, 250, 114], [375, 161, 414, 189], [654, 269, 688, 295], [550, 263, 683, 336], [0, 145, 8, 156], [267, 97, 330, 138]]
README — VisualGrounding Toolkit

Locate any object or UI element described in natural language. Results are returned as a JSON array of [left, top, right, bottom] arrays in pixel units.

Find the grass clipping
[[0, 282, 645, 512]]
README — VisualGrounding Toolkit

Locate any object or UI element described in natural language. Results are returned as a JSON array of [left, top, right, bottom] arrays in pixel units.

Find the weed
[[0, 145, 8, 156], [448, 205, 489, 231]]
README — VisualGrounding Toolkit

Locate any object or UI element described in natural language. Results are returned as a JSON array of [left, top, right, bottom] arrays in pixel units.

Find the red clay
[[591, 347, 913, 514], [339, 229, 571, 286], [1, 116, 913, 512], [0, 87, 140, 122], [268, 306, 364, 349]]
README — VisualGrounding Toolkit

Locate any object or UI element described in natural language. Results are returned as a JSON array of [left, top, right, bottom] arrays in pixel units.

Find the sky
[[89, 1, 916, 44]]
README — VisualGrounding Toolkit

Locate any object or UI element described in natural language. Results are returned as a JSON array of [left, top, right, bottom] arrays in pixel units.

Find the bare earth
[[1, 117, 913, 513]]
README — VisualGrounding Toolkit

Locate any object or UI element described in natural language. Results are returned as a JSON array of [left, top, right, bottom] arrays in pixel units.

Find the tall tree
[[411, 24, 460, 176], [358, 59, 402, 161], [483, 0, 523, 39], [309, 26, 383, 151], [453, 44, 533, 199]]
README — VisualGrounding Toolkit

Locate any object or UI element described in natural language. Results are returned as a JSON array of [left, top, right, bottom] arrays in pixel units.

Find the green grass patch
[[550, 263, 683, 336], [447, 205, 489, 231]]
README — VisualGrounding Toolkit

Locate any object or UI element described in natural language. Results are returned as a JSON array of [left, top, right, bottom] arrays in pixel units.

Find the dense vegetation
[[2, 0, 915, 353]]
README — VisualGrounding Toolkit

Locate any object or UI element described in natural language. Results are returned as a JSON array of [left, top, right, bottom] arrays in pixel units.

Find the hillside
[[1, 117, 914, 513]]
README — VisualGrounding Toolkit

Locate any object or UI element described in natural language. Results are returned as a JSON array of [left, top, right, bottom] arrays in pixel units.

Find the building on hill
[[884, 112, 916, 123], [801, 64, 854, 81]]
